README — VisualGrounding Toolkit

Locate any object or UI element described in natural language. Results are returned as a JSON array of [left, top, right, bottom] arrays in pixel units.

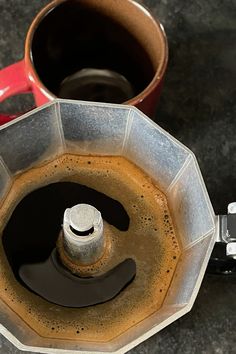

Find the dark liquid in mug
[[31, 0, 155, 103]]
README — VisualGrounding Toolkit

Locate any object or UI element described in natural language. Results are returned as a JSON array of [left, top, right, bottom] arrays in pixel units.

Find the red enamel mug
[[0, 0, 168, 125]]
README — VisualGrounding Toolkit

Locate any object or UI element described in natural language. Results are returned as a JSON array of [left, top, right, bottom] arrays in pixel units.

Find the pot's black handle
[[207, 203, 236, 275], [208, 242, 236, 275]]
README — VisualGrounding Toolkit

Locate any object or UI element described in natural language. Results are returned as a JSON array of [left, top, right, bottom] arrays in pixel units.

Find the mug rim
[[25, 0, 168, 106]]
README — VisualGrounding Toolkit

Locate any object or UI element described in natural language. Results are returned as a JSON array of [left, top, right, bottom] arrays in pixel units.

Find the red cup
[[0, 0, 168, 125]]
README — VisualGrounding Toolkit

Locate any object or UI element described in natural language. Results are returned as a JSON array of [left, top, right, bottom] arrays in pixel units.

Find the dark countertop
[[0, 0, 236, 353]]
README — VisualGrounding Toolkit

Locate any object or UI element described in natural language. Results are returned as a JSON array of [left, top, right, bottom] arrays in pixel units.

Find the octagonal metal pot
[[0, 100, 216, 353]]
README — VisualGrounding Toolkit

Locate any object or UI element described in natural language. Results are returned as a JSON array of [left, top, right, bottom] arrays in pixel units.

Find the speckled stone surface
[[0, 0, 236, 353]]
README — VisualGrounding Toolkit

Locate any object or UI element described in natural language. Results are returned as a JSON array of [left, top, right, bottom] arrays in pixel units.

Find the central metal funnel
[[63, 204, 104, 265]]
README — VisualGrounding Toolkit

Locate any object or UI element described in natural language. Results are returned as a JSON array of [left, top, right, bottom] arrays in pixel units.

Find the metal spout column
[[63, 204, 104, 265]]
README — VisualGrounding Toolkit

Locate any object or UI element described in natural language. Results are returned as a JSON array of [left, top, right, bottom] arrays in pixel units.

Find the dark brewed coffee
[[3, 181, 129, 279], [0, 154, 180, 342]]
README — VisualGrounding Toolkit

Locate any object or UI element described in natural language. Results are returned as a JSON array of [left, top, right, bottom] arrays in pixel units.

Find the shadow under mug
[[0, 0, 168, 124]]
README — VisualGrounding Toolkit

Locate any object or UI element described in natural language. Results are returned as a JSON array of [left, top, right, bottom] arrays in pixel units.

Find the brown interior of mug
[[29, 0, 167, 104]]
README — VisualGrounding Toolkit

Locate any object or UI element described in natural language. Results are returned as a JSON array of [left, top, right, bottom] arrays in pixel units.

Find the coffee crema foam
[[0, 154, 180, 342]]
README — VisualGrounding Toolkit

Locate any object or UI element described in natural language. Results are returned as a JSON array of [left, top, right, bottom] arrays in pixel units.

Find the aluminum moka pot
[[0, 100, 233, 354]]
